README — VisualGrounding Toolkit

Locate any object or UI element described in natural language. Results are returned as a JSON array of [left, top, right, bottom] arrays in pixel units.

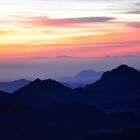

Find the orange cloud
[[0, 15, 140, 60], [1, 38, 140, 59]]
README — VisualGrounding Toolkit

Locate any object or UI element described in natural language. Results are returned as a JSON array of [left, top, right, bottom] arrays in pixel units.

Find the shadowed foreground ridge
[[0, 64, 140, 140], [83, 64, 140, 112]]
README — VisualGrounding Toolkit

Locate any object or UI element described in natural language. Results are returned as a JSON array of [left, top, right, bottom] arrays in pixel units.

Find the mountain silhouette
[[74, 70, 103, 82], [15, 79, 72, 95], [14, 79, 72, 106], [82, 64, 140, 112], [0, 65, 139, 140], [85, 64, 140, 92], [0, 79, 30, 93], [11, 65, 140, 111], [57, 69, 103, 88]]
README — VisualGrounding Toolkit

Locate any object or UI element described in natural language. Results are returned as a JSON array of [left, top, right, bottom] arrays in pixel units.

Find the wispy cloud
[[104, 55, 137, 58], [29, 16, 115, 27], [56, 55, 73, 58], [31, 56, 48, 59], [123, 10, 140, 14], [135, 3, 140, 6], [30, 40, 140, 57], [127, 22, 140, 29]]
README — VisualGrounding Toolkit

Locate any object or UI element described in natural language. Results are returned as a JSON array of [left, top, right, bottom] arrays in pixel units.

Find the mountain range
[[0, 69, 103, 92], [82, 64, 140, 112], [56, 69, 103, 88], [0, 64, 140, 140], [1, 64, 140, 112]]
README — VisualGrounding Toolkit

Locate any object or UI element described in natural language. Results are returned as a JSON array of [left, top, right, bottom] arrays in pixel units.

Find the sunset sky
[[0, 0, 140, 80]]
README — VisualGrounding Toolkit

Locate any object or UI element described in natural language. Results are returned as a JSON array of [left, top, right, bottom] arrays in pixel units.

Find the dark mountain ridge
[[80, 65, 139, 95], [13, 79, 72, 106], [0, 64, 140, 140], [14, 79, 72, 95], [0, 64, 139, 112], [80, 64, 140, 112]]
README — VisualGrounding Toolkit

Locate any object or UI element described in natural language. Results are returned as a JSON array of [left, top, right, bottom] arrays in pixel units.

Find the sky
[[0, 0, 140, 80]]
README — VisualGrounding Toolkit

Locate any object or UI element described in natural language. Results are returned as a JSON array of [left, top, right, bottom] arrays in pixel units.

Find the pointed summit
[[85, 64, 140, 94], [102, 64, 138, 79], [84, 65, 140, 112], [113, 64, 137, 73], [117, 64, 131, 69]]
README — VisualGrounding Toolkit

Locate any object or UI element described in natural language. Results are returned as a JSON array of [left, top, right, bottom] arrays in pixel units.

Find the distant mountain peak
[[102, 64, 138, 79], [114, 64, 137, 72], [28, 78, 67, 87], [85, 64, 140, 93], [75, 70, 96, 75], [43, 79, 69, 88], [34, 78, 41, 81], [14, 78, 72, 96], [74, 69, 102, 78], [117, 64, 130, 68], [28, 78, 43, 86]]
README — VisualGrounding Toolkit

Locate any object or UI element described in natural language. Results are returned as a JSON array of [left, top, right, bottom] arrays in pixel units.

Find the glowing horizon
[[0, 0, 140, 60]]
